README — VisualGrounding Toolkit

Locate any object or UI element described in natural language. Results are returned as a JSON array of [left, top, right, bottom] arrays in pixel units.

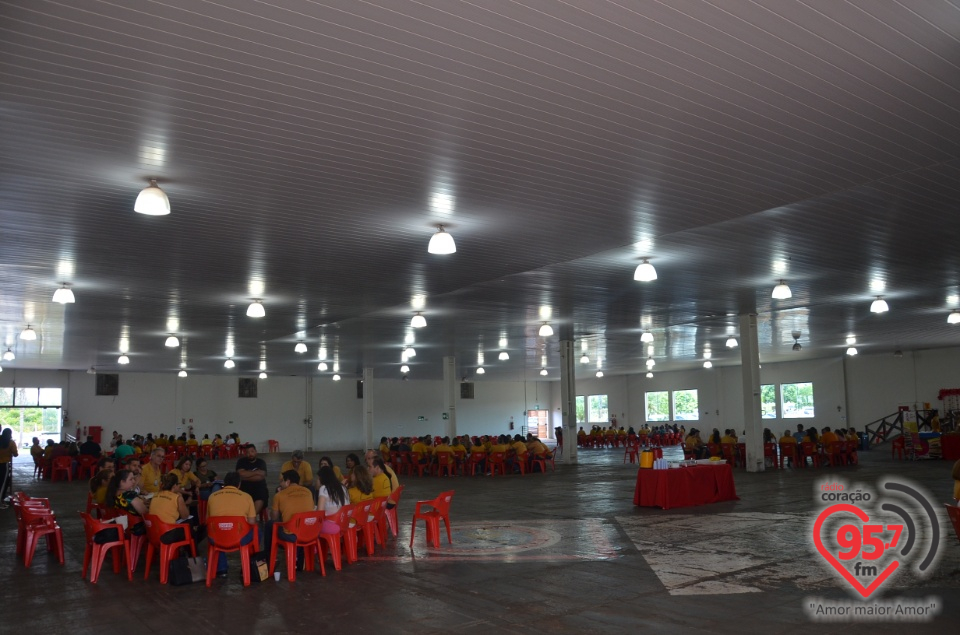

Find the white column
[[442, 356, 457, 438], [362, 367, 374, 450], [559, 338, 577, 464], [739, 313, 764, 472]]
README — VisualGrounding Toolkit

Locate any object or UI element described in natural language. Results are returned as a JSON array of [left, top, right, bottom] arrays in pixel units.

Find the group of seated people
[[380, 433, 553, 474], [578, 424, 685, 448], [682, 424, 860, 466]]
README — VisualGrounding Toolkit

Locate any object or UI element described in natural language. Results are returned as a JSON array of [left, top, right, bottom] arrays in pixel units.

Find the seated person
[[195, 458, 220, 500], [89, 467, 114, 505], [201, 434, 213, 446], [207, 472, 256, 577], [411, 437, 431, 464], [266, 469, 316, 568], [113, 438, 135, 462], [316, 466, 348, 534], [150, 473, 193, 543], [763, 428, 775, 444], [280, 450, 313, 487], [140, 449, 164, 495], [820, 427, 839, 448], [793, 424, 806, 444], [804, 427, 820, 445], [378, 437, 391, 461], [720, 429, 738, 445], [779, 429, 798, 446], [509, 434, 528, 471], [346, 464, 375, 504], [344, 453, 362, 480], [433, 437, 455, 468], [316, 456, 344, 485], [105, 469, 148, 519], [169, 456, 201, 504], [369, 459, 394, 499], [236, 444, 269, 515], [79, 435, 102, 457]]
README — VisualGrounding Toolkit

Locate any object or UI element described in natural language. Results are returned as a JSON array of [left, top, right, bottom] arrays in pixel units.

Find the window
[[761, 384, 777, 418], [576, 396, 585, 424], [672, 389, 699, 421], [645, 391, 669, 422], [587, 394, 608, 423], [782, 382, 814, 418]]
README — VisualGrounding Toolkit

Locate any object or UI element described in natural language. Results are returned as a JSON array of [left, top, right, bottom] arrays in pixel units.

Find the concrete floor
[[2, 444, 958, 634]]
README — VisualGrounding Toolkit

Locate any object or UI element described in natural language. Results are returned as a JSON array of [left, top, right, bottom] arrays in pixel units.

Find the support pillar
[[442, 356, 458, 438], [362, 367, 374, 450], [559, 338, 578, 464], [739, 314, 764, 472]]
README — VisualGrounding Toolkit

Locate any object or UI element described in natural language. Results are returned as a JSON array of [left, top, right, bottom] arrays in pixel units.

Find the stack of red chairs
[[13, 493, 65, 568]]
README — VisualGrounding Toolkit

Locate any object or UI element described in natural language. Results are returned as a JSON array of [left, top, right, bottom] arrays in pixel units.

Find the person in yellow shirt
[[820, 427, 839, 448], [208, 472, 257, 577], [265, 469, 317, 567], [200, 434, 213, 446], [526, 435, 549, 457], [280, 450, 313, 488], [509, 435, 528, 473], [150, 474, 191, 545], [169, 456, 201, 504], [316, 456, 344, 486], [347, 465, 375, 504], [378, 437, 391, 462], [140, 448, 164, 495], [720, 430, 738, 445], [89, 467, 114, 505], [155, 436, 168, 448], [186, 434, 199, 449], [411, 437, 430, 465], [481, 436, 494, 453], [370, 459, 394, 499]]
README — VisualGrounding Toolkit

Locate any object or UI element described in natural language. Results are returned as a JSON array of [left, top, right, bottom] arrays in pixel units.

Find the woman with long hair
[[347, 464, 374, 504], [316, 465, 348, 534], [105, 469, 148, 516], [317, 455, 344, 483], [0, 427, 18, 506]]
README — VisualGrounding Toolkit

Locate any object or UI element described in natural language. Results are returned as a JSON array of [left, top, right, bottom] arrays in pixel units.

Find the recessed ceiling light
[[539, 368, 548, 376], [476, 367, 485, 375], [332, 374, 341, 381], [846, 347, 858, 356], [178, 370, 188, 378], [640, 331, 654, 343], [646, 358, 655, 368], [646, 371, 653, 378], [948, 311, 960, 325], [703, 360, 713, 369], [400, 364, 410, 374], [498, 351, 509, 361], [579, 354, 589, 364], [318, 362, 328, 371], [596, 370, 604, 378], [2, 348, 14, 361], [224, 358, 235, 369], [259, 371, 267, 379]]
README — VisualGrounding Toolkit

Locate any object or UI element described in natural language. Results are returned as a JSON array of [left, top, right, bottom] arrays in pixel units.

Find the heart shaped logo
[[813, 503, 899, 598]]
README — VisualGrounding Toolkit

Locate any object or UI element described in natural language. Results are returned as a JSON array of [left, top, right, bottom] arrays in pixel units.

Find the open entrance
[[526, 409, 549, 439], [0, 387, 63, 450]]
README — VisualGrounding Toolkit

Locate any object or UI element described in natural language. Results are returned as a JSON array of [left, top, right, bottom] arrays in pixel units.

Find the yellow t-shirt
[[187, 439, 199, 447], [93, 484, 108, 505], [779, 435, 797, 445], [411, 442, 429, 457], [511, 441, 528, 457], [208, 486, 257, 519], [469, 444, 486, 454], [170, 468, 201, 490], [280, 460, 313, 485], [720, 435, 737, 445], [383, 464, 399, 491], [272, 484, 315, 521], [140, 463, 162, 495], [149, 490, 184, 524], [371, 473, 392, 498], [434, 443, 454, 456], [821, 432, 839, 447], [348, 487, 374, 505], [201, 438, 213, 446]]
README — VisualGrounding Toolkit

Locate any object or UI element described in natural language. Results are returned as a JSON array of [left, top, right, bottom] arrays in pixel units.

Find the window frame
[[645, 390, 670, 422], [671, 389, 700, 421], [781, 381, 815, 419]]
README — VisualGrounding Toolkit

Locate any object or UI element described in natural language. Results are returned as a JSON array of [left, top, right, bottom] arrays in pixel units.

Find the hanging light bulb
[[725, 337, 738, 348], [596, 370, 604, 378], [476, 367, 485, 375], [333, 362, 340, 372], [178, 370, 188, 378], [846, 336, 857, 345], [846, 347, 858, 356], [164, 335, 180, 347], [52, 283, 75, 304], [703, 350, 712, 360], [646, 357, 655, 368], [180, 361, 187, 369], [427, 224, 456, 254], [538, 322, 554, 337], [2, 348, 14, 361], [870, 296, 889, 313], [134, 179, 171, 215], [411, 312, 427, 328], [332, 374, 341, 381], [317, 362, 328, 371], [259, 360, 267, 371], [259, 371, 267, 379], [539, 368, 548, 376], [295, 341, 308, 353], [633, 258, 657, 282], [118, 354, 130, 365], [403, 346, 416, 358], [771, 280, 792, 300], [948, 310, 960, 324], [400, 364, 410, 374], [646, 371, 653, 379], [498, 351, 509, 361], [246, 300, 265, 318], [580, 353, 589, 364], [20, 325, 37, 341], [640, 331, 654, 343], [224, 358, 235, 369], [703, 360, 713, 369]]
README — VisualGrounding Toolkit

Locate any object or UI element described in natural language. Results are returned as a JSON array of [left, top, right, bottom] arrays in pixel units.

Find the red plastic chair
[[487, 452, 507, 476], [891, 436, 905, 460], [318, 507, 347, 571], [800, 442, 821, 467], [267, 440, 280, 452], [19, 504, 65, 568], [409, 490, 455, 548], [845, 442, 859, 465], [945, 504, 960, 544], [763, 443, 779, 469], [720, 444, 738, 467], [143, 514, 197, 584], [825, 442, 846, 467], [80, 512, 130, 583], [779, 443, 799, 468], [335, 504, 361, 565], [13, 495, 52, 557], [85, 491, 107, 520], [390, 451, 412, 477], [383, 485, 404, 538], [435, 453, 455, 477], [542, 450, 556, 472], [77, 455, 99, 480], [160, 455, 176, 475], [268, 511, 327, 582], [346, 499, 380, 557], [199, 445, 214, 460], [466, 451, 487, 476], [410, 453, 430, 477], [205, 516, 259, 587], [50, 456, 73, 482]]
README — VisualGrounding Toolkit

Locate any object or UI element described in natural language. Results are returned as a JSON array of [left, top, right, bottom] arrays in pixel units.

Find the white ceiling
[[2, 0, 960, 380]]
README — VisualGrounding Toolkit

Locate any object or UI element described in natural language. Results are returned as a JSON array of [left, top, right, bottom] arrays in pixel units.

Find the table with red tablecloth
[[942, 433, 960, 460], [633, 464, 739, 509]]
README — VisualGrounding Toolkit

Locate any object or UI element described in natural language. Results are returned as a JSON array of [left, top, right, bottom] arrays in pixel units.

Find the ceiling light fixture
[[646, 371, 653, 379], [703, 350, 712, 360], [259, 371, 267, 379], [403, 346, 416, 358], [580, 353, 589, 364], [134, 179, 171, 215], [295, 341, 308, 353], [400, 364, 410, 374], [640, 331, 654, 343], [703, 360, 713, 369], [164, 335, 180, 347], [846, 347, 858, 356], [20, 325, 37, 340], [646, 357, 655, 368], [538, 322, 554, 337], [772, 280, 792, 300], [118, 354, 130, 365], [178, 370, 188, 378], [596, 370, 604, 378], [332, 374, 341, 381], [633, 258, 658, 282], [498, 351, 509, 361], [726, 337, 738, 348], [476, 367, 485, 375], [948, 311, 960, 325], [411, 312, 427, 328], [894, 349, 903, 358], [870, 296, 889, 313], [246, 300, 265, 318], [52, 283, 75, 304], [87, 367, 96, 375], [846, 336, 857, 345], [2, 348, 14, 361], [224, 358, 235, 369], [427, 224, 456, 254], [317, 362, 328, 371], [539, 368, 548, 376]]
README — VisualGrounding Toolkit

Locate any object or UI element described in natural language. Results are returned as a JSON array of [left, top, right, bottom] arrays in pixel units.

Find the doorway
[[527, 410, 549, 439]]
